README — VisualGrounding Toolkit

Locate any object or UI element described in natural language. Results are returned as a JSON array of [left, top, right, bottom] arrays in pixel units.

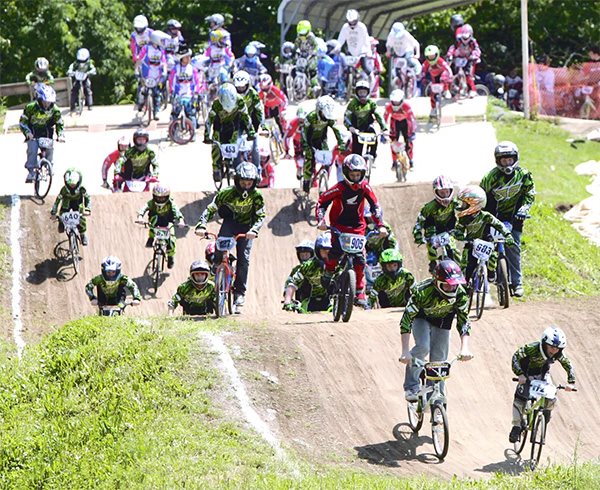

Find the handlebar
[[197, 231, 247, 241], [511, 378, 577, 391], [326, 225, 381, 240], [135, 220, 188, 229]]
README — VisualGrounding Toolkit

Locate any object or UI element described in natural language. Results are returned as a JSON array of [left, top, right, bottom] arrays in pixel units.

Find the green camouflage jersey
[[302, 110, 345, 151], [197, 186, 266, 233], [206, 97, 255, 140], [413, 199, 457, 244], [480, 167, 535, 221], [19, 101, 64, 139], [344, 98, 387, 131], [369, 269, 415, 308], [512, 341, 575, 384], [239, 87, 264, 132], [366, 223, 398, 257], [289, 257, 327, 298], [284, 263, 302, 289], [85, 274, 141, 303], [400, 278, 470, 336], [25, 71, 55, 85], [453, 210, 512, 242], [51, 186, 91, 214], [168, 279, 215, 313], [116, 147, 158, 179], [67, 60, 97, 76], [138, 198, 183, 224], [294, 33, 318, 57]]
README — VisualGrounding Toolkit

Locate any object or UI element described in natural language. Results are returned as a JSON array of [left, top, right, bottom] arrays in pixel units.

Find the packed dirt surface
[[16, 186, 600, 478]]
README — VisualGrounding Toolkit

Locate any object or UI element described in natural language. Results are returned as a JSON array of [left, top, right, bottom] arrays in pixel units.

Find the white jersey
[[337, 22, 371, 57], [386, 31, 420, 58]]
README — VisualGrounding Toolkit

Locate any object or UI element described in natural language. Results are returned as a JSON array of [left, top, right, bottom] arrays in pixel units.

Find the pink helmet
[[432, 175, 455, 207]]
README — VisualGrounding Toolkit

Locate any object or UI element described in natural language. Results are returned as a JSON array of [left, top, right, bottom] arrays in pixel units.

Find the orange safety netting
[[529, 62, 600, 120]]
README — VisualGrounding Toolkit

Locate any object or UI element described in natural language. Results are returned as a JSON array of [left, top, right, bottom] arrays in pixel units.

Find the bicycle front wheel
[[152, 250, 163, 292], [214, 267, 231, 318], [472, 267, 486, 320], [530, 411, 546, 470], [496, 257, 510, 309], [395, 153, 408, 183], [341, 268, 356, 323], [34, 160, 53, 199], [431, 403, 450, 460], [69, 232, 80, 275]]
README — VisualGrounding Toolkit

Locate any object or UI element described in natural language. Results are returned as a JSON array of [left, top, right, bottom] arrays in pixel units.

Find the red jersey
[[102, 149, 122, 181], [384, 101, 416, 134], [422, 58, 453, 80], [316, 180, 383, 234], [447, 38, 481, 62], [259, 85, 288, 109]]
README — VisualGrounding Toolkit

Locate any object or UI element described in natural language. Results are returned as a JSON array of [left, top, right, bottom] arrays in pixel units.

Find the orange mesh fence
[[529, 62, 600, 120]]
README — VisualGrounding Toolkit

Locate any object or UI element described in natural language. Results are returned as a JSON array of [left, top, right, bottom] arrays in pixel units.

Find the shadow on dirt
[[268, 189, 317, 237], [473, 449, 526, 476], [179, 194, 217, 241], [354, 423, 443, 467], [26, 240, 79, 283]]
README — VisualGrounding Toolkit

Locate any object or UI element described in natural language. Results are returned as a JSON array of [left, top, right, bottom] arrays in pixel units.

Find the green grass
[[489, 101, 600, 299], [1, 316, 599, 488]]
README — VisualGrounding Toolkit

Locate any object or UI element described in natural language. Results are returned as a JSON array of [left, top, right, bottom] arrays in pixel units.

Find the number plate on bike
[[144, 77, 158, 88], [279, 64, 292, 74], [216, 237, 236, 251], [358, 133, 377, 144], [472, 239, 494, 260], [430, 83, 444, 94], [61, 211, 81, 228], [391, 140, 406, 153], [154, 228, 170, 240], [75, 71, 87, 81], [37, 137, 53, 149], [529, 380, 557, 400], [126, 180, 147, 192], [454, 57, 468, 68], [345, 56, 358, 65], [339, 233, 366, 254], [314, 150, 333, 166], [220, 144, 238, 159], [424, 361, 451, 381], [431, 232, 450, 249]]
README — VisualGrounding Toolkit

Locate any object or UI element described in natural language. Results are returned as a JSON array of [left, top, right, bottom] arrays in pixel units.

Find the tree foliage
[[0, 0, 597, 104]]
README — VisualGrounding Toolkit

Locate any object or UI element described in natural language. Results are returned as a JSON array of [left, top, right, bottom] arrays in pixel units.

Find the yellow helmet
[[456, 185, 487, 218]]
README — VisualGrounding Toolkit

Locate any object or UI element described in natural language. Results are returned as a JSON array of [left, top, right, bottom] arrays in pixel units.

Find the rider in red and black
[[384, 88, 416, 168], [316, 154, 388, 309], [421, 45, 453, 115], [283, 107, 306, 180]]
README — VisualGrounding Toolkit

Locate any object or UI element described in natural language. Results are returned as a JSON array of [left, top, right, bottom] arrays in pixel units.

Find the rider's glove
[[515, 207, 529, 221], [195, 225, 207, 237], [57, 134, 66, 143], [24, 132, 34, 142], [302, 179, 310, 193], [90, 298, 98, 306], [246, 230, 257, 240], [131, 299, 141, 306], [203, 135, 211, 144], [517, 374, 527, 384], [50, 209, 57, 216], [505, 235, 515, 247], [349, 127, 359, 136], [378, 226, 389, 237], [101, 180, 110, 189]]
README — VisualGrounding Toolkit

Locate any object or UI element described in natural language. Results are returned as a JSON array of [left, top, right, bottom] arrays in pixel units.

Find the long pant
[[217, 220, 252, 296], [171, 97, 197, 130], [70, 79, 93, 109], [265, 106, 286, 135], [390, 119, 414, 161], [26, 140, 53, 170], [351, 125, 377, 159], [506, 228, 523, 288], [137, 85, 162, 114], [403, 318, 450, 394], [302, 137, 328, 181]]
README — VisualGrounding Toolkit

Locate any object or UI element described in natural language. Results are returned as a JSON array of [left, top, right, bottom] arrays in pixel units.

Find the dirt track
[[17, 186, 600, 478]]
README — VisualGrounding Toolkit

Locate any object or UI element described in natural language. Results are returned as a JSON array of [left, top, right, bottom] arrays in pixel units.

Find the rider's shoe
[[487, 269, 497, 283], [87, 106, 93, 111], [296, 168, 303, 180], [432, 405, 444, 424], [145, 237, 153, 248], [409, 159, 414, 169], [469, 90, 477, 98], [167, 256, 175, 269], [153, 112, 160, 121], [355, 297, 370, 310], [429, 108, 437, 119], [428, 261, 437, 274], [81, 234, 89, 246], [213, 169, 222, 182], [513, 285, 524, 298], [25, 171, 35, 183], [509, 425, 521, 443], [234, 294, 245, 306], [443, 90, 452, 99], [405, 389, 419, 402]]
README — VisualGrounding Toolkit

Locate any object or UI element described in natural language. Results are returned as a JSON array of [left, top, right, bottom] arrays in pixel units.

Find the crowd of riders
[[18, 10, 575, 446]]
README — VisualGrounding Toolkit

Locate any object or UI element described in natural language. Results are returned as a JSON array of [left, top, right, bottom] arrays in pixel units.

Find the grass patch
[[490, 103, 600, 300]]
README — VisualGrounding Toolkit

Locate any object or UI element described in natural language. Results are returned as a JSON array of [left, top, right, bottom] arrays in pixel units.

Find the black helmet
[[450, 14, 464, 32], [133, 128, 149, 151]]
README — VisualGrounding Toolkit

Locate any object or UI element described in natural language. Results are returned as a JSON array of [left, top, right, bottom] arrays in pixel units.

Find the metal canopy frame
[[277, 0, 480, 44]]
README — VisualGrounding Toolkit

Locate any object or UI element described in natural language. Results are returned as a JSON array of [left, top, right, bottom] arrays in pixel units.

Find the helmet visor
[[498, 156, 516, 168], [104, 269, 118, 280], [383, 262, 400, 274], [435, 188, 452, 199], [297, 250, 312, 262], [238, 178, 255, 190]]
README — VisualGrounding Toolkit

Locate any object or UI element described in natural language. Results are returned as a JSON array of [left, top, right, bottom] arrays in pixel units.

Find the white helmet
[[218, 83, 238, 113], [541, 326, 567, 349], [76, 48, 90, 62], [133, 15, 148, 30], [316, 95, 335, 120], [390, 89, 405, 106], [233, 70, 251, 91], [346, 9, 360, 25], [150, 30, 169, 47], [391, 22, 406, 37]]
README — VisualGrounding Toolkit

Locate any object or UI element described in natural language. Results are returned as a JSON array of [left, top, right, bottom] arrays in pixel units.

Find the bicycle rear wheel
[[34, 160, 53, 199], [529, 411, 546, 470], [341, 268, 356, 323], [496, 257, 510, 309], [431, 403, 450, 460], [69, 232, 80, 275], [169, 118, 194, 145]]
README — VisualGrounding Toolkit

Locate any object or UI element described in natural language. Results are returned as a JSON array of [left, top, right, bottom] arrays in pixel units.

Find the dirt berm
[[18, 185, 600, 478]]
